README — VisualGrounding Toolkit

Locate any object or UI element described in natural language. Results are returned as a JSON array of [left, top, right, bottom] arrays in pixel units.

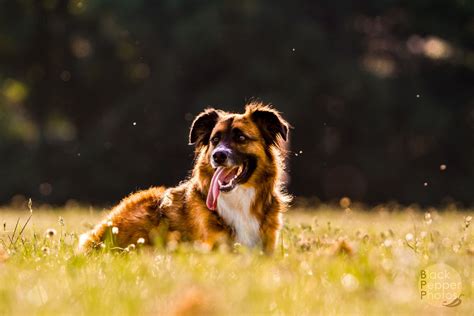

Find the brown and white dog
[[78, 102, 291, 254]]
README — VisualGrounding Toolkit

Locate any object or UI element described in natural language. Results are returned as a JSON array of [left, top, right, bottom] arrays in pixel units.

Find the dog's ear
[[189, 108, 220, 146], [247, 103, 289, 146]]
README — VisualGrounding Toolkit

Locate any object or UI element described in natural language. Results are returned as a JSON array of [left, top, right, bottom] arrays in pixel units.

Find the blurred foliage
[[0, 0, 473, 205]]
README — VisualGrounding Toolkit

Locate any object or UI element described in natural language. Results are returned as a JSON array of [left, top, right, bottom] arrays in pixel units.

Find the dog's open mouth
[[206, 164, 248, 210]]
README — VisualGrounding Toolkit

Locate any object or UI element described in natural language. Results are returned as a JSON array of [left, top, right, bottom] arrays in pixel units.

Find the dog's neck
[[216, 185, 260, 247]]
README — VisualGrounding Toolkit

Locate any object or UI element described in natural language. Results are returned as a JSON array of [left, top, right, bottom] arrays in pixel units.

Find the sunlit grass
[[0, 205, 473, 315]]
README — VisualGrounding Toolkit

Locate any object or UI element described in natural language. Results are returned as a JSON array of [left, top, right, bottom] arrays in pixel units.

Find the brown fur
[[78, 102, 291, 254]]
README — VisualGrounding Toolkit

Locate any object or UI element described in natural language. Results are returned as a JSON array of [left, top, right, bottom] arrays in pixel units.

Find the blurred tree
[[0, 0, 473, 206]]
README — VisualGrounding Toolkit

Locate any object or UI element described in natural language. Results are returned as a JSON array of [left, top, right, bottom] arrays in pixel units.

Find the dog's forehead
[[232, 114, 260, 134], [213, 113, 259, 135], [213, 116, 233, 131]]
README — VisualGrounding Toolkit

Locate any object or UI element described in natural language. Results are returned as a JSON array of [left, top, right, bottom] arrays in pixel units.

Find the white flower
[[41, 246, 50, 255], [137, 237, 145, 244], [112, 227, 119, 235], [442, 237, 451, 247], [424, 213, 433, 225], [107, 221, 113, 227], [45, 228, 57, 238], [341, 273, 359, 292], [405, 233, 414, 242]]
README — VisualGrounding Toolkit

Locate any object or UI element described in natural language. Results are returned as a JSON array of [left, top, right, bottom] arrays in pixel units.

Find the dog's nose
[[212, 150, 228, 165]]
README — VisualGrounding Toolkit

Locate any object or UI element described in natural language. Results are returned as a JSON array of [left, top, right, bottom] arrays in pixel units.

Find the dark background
[[0, 1, 473, 207]]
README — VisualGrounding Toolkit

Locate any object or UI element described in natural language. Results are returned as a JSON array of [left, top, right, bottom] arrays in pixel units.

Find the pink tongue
[[206, 167, 237, 211]]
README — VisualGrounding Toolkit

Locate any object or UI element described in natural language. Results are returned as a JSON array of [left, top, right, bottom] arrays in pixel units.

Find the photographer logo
[[419, 263, 462, 307]]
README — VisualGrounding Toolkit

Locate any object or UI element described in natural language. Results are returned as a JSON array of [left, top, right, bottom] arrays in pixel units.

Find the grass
[[0, 203, 473, 315]]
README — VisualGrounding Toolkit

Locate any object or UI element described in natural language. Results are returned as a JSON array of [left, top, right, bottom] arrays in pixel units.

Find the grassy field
[[0, 204, 473, 315]]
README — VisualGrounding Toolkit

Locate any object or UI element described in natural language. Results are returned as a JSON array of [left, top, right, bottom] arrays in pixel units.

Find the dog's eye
[[211, 136, 220, 145], [237, 135, 247, 142]]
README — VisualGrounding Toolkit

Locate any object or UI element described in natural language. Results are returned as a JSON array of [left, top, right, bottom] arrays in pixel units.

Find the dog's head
[[189, 102, 289, 210]]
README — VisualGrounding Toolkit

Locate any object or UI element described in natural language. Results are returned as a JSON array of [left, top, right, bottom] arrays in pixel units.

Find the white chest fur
[[217, 186, 261, 247]]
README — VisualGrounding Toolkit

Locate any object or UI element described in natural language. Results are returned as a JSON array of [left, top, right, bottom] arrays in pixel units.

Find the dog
[[78, 102, 291, 254]]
